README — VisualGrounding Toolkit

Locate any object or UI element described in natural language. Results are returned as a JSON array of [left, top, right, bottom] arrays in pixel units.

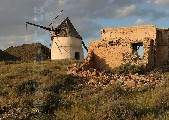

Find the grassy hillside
[[0, 49, 18, 61], [0, 60, 169, 119], [4, 43, 50, 61]]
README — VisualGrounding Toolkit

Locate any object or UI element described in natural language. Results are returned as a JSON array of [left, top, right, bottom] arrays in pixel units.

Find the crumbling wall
[[88, 25, 157, 70], [89, 38, 155, 70], [101, 25, 156, 41], [89, 38, 131, 70], [156, 28, 169, 66]]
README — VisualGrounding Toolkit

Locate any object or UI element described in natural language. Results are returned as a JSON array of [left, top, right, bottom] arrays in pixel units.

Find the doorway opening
[[75, 52, 80, 60]]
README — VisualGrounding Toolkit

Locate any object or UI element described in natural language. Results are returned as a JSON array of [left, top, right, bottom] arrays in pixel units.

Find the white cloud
[[135, 18, 148, 25], [148, 0, 169, 5], [0, 35, 33, 50], [115, 4, 137, 18], [0, 0, 169, 50], [58, 0, 70, 5]]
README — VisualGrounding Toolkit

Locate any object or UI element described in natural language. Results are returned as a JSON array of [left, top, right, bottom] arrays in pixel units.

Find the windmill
[[26, 10, 88, 60]]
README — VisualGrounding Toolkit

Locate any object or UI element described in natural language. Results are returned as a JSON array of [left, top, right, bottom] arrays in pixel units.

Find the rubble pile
[[67, 62, 164, 89]]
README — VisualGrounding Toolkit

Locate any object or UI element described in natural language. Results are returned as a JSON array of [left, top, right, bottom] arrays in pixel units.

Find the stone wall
[[101, 25, 157, 41], [88, 25, 165, 70], [89, 38, 154, 70]]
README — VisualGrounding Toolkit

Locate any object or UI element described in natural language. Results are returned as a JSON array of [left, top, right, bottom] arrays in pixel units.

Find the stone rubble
[[67, 63, 164, 89]]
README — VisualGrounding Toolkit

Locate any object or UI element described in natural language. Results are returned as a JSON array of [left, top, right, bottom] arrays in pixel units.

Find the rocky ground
[[67, 63, 164, 90]]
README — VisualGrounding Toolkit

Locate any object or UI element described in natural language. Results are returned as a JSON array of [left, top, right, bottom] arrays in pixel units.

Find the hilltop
[[0, 60, 168, 119], [0, 49, 18, 61], [0, 43, 50, 62]]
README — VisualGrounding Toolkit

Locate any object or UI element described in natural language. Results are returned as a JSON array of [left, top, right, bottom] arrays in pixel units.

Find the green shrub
[[96, 101, 136, 120], [41, 92, 60, 114], [100, 84, 126, 100], [13, 80, 39, 95], [110, 63, 145, 75], [154, 91, 169, 110], [44, 73, 78, 94]]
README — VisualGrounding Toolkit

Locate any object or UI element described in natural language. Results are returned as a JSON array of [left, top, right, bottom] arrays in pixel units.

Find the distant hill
[[0, 49, 19, 61], [3, 43, 50, 61]]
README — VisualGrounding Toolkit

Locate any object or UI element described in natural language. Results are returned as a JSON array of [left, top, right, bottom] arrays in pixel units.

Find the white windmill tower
[[51, 17, 84, 60]]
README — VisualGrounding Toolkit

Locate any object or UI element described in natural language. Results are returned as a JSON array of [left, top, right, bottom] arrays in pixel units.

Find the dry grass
[[0, 60, 169, 119]]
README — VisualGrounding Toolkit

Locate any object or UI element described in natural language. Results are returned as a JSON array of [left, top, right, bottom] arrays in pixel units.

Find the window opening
[[131, 42, 143, 58]]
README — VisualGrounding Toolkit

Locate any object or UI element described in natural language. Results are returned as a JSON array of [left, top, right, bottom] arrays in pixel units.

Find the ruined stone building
[[88, 25, 169, 70], [51, 17, 84, 60]]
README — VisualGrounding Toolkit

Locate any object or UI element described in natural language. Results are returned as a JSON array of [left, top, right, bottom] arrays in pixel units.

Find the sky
[[1, 0, 169, 56]]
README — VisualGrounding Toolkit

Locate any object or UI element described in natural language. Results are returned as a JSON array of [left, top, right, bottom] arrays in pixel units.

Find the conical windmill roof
[[56, 17, 82, 39]]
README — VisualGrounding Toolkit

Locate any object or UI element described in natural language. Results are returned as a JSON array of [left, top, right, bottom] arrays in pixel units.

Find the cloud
[[148, 0, 169, 5], [0, 35, 27, 50], [137, 8, 169, 21], [58, 0, 70, 6], [135, 18, 148, 25], [115, 4, 137, 18], [60, 0, 141, 19], [0, 0, 169, 50], [71, 18, 102, 39]]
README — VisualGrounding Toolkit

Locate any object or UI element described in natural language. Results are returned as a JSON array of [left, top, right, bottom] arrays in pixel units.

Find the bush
[[100, 84, 126, 100], [42, 92, 60, 114], [13, 80, 39, 95], [155, 91, 169, 110], [44, 73, 78, 93], [96, 101, 136, 120], [110, 63, 145, 75]]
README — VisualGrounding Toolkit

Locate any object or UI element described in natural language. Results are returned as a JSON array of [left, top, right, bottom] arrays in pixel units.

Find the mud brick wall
[[88, 25, 157, 70]]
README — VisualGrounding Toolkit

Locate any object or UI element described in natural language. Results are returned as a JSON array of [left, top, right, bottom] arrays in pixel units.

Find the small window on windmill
[[75, 52, 80, 60], [131, 42, 143, 58]]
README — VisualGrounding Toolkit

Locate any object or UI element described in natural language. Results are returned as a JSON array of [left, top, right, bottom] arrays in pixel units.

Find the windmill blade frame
[[82, 41, 88, 52], [51, 36, 63, 54], [49, 10, 64, 27]]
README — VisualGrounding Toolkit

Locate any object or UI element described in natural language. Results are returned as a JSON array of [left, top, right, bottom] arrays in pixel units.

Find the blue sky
[[0, 0, 169, 57]]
